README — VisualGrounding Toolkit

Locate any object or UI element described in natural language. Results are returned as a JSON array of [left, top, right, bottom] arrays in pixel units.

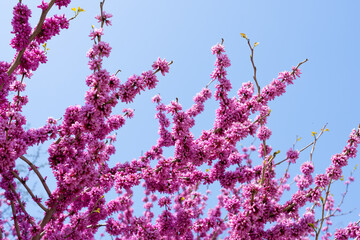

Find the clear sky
[[1, 0, 360, 236]]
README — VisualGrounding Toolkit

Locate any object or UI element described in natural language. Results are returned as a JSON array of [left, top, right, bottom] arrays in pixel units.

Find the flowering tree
[[1, 1, 360, 239]]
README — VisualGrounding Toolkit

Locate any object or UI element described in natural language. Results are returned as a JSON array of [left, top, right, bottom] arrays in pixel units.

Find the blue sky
[[1, 0, 360, 236]]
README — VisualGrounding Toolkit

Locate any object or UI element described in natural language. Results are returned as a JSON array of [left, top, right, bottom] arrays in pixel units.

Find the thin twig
[[100, 0, 106, 29], [330, 170, 356, 216], [20, 156, 52, 197], [275, 124, 328, 166], [291, 59, 308, 75], [11, 170, 48, 212], [309, 124, 328, 163], [246, 38, 261, 96], [9, 184, 33, 222]]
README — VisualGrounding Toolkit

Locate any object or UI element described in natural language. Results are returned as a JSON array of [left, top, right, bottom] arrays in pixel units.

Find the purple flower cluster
[[95, 11, 113, 26], [37, 1, 49, 11], [55, 0, 71, 9], [287, 148, 299, 163], [152, 57, 170, 76], [117, 69, 160, 103], [10, 3, 32, 51], [1, 2, 360, 239], [35, 15, 69, 44], [256, 125, 272, 141], [295, 162, 314, 190]]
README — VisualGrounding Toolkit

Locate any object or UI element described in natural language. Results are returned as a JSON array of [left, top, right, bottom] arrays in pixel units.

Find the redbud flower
[[249, 145, 256, 151], [256, 125, 272, 141], [211, 43, 225, 55], [300, 161, 314, 175], [158, 196, 171, 207], [278, 71, 294, 85], [152, 58, 169, 76], [10, 3, 32, 51], [55, 0, 71, 9], [315, 174, 330, 188], [123, 108, 134, 118], [331, 153, 348, 168], [95, 11, 113, 26], [287, 149, 299, 163], [37, 1, 49, 10], [89, 28, 103, 40], [292, 66, 302, 78], [152, 94, 162, 103]]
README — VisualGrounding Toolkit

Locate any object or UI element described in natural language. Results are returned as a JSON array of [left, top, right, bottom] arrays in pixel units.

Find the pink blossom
[[89, 27, 104, 40], [55, 0, 71, 9], [2, 2, 359, 239], [95, 11, 113, 26], [211, 43, 225, 55], [10, 3, 32, 51], [37, 1, 49, 10], [152, 57, 170, 76], [287, 148, 299, 163], [315, 174, 330, 188], [256, 125, 272, 141]]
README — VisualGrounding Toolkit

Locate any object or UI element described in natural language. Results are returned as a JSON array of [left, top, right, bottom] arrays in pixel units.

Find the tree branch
[[246, 38, 261, 96], [11, 170, 48, 212], [11, 201, 22, 240], [7, 0, 57, 76], [20, 156, 52, 197]]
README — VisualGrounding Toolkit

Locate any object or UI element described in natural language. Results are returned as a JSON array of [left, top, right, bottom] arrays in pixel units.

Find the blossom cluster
[[0, 1, 360, 240], [10, 3, 32, 51]]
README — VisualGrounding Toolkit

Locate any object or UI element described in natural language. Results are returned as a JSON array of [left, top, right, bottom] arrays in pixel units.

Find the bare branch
[[11, 170, 48, 212], [246, 38, 261, 96], [275, 124, 328, 166], [20, 156, 52, 197], [9, 184, 33, 223], [309, 124, 328, 163]]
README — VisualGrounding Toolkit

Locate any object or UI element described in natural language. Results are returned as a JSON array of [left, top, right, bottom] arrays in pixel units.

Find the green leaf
[[308, 223, 317, 231]]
